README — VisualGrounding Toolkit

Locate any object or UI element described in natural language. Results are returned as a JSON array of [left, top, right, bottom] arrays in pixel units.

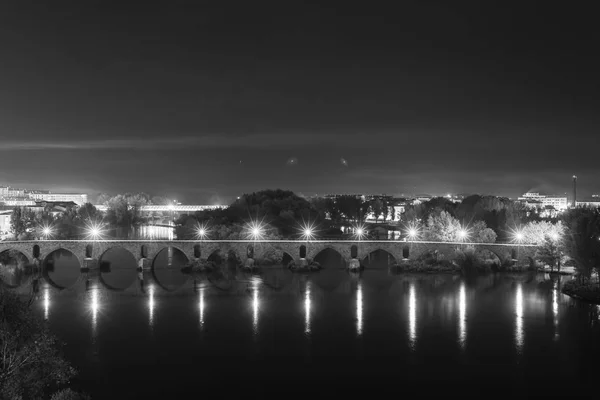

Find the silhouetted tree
[[0, 289, 88, 399]]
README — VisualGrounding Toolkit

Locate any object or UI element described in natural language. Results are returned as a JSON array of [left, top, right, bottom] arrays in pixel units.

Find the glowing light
[[550, 232, 559, 241], [515, 283, 524, 352], [167, 203, 175, 211], [354, 224, 367, 240], [40, 225, 54, 239], [409, 283, 416, 348], [459, 283, 466, 348], [305, 282, 311, 335], [516, 232, 524, 241], [356, 281, 363, 336], [458, 229, 468, 241], [195, 223, 209, 240], [245, 220, 267, 241], [84, 220, 105, 240], [404, 221, 421, 241]]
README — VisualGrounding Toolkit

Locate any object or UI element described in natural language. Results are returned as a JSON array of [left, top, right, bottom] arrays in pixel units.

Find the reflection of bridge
[[0, 239, 536, 269], [93, 205, 226, 213]]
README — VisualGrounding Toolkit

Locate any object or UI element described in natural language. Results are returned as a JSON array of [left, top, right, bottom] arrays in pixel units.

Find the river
[[4, 249, 600, 398]]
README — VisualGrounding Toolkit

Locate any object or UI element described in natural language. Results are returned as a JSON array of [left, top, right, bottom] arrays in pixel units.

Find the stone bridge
[[0, 239, 537, 268], [0, 239, 537, 295]]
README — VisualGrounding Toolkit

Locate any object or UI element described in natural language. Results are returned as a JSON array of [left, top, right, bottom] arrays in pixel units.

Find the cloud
[[0, 132, 386, 151]]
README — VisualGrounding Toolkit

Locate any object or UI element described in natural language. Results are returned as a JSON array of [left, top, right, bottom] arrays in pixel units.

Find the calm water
[[4, 249, 600, 398]]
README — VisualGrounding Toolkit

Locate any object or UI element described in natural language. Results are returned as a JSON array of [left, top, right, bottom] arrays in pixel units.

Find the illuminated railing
[[0, 239, 538, 246], [93, 205, 226, 212]]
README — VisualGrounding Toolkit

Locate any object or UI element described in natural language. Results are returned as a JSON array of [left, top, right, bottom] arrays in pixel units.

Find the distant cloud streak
[[0, 133, 382, 151]]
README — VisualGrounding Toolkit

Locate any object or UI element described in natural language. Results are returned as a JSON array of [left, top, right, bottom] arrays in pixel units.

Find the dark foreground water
[[20, 261, 599, 399]]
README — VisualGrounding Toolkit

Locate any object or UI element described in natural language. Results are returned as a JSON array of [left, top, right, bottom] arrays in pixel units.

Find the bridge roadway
[[0, 239, 536, 269]]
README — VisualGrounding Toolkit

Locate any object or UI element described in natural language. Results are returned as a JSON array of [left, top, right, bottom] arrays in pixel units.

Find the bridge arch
[[97, 247, 138, 290], [151, 246, 190, 292], [206, 246, 242, 267], [256, 246, 295, 266], [43, 248, 81, 289], [311, 247, 347, 268], [362, 248, 397, 268]]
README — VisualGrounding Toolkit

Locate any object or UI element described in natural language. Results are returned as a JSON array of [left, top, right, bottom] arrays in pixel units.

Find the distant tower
[[572, 175, 577, 207]]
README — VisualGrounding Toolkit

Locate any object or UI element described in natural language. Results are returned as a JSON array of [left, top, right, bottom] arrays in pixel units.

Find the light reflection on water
[[252, 281, 259, 335], [304, 281, 311, 335], [458, 283, 466, 348], [89, 286, 100, 342], [408, 282, 416, 348], [43, 287, 50, 321], [133, 225, 174, 240], [356, 281, 363, 337], [515, 283, 524, 353], [28, 270, 600, 398], [553, 280, 559, 336], [148, 284, 155, 329], [199, 288, 205, 329]]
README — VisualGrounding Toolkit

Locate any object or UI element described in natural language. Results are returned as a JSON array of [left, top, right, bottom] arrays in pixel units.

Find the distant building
[[1, 197, 36, 206], [28, 192, 88, 205], [576, 198, 600, 208], [0, 210, 11, 236], [0, 186, 25, 198], [517, 192, 568, 211]]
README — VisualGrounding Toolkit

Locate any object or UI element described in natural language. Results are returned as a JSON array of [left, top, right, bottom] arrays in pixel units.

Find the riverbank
[[561, 280, 600, 304]]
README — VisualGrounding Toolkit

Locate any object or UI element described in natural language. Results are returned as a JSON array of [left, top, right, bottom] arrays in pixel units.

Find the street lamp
[[408, 228, 418, 241], [40, 225, 53, 240], [515, 232, 524, 242], [84, 220, 105, 241]]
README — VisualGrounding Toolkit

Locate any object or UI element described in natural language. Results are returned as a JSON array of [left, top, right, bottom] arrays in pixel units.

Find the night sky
[[1, 2, 598, 203]]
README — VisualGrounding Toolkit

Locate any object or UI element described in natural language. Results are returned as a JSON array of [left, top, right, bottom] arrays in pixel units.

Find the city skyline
[[1, 3, 599, 203]]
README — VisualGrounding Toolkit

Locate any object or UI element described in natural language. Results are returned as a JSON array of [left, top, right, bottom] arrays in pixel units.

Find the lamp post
[[515, 232, 524, 261], [408, 228, 417, 256], [458, 228, 468, 250]]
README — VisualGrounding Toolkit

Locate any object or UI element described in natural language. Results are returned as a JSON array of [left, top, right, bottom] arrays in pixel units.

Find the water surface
[[24, 262, 600, 398]]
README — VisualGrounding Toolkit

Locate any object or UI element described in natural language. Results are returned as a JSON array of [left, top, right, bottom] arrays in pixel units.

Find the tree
[[9, 207, 35, 240], [423, 210, 496, 242], [561, 208, 600, 284], [423, 211, 462, 241], [371, 199, 383, 223], [535, 235, 564, 272], [77, 203, 101, 222], [471, 220, 497, 243], [521, 220, 565, 245], [0, 289, 87, 399]]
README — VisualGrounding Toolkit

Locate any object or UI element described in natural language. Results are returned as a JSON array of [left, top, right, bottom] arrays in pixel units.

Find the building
[[517, 192, 568, 211], [0, 186, 25, 198], [0, 210, 11, 237], [576, 198, 600, 208], [28, 192, 88, 205], [0, 197, 36, 206]]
